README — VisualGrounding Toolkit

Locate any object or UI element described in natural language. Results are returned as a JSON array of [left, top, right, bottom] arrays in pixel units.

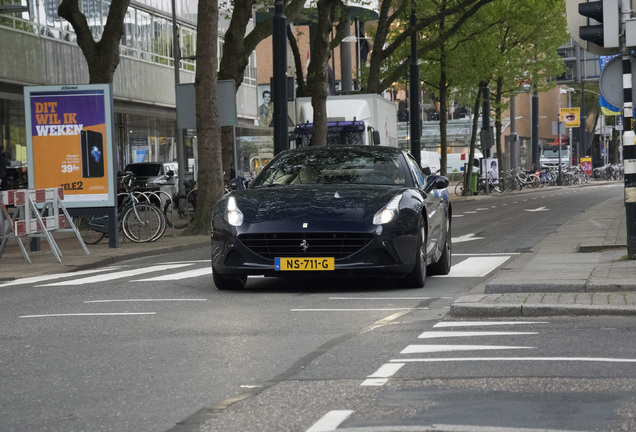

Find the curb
[[450, 303, 636, 318], [484, 283, 587, 294]]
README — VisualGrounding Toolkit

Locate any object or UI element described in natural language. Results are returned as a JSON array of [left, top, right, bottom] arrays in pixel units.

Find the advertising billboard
[[24, 84, 116, 208]]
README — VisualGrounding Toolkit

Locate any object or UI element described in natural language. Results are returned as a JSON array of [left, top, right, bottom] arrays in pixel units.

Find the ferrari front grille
[[239, 233, 373, 259]]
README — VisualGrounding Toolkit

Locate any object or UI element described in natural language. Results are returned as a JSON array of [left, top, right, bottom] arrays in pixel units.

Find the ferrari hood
[[230, 185, 406, 223]]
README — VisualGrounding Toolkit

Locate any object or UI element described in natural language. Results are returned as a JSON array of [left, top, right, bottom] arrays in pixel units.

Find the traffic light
[[578, 0, 620, 49]]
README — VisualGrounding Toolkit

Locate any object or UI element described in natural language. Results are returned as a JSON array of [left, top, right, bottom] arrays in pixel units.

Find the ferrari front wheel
[[429, 219, 451, 275], [399, 217, 427, 288]]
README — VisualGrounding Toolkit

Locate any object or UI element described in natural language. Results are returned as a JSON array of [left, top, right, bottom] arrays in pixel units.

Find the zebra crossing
[[0, 253, 514, 288], [361, 320, 636, 387]]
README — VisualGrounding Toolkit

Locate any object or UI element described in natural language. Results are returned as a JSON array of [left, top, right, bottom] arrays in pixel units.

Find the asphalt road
[[1, 183, 634, 432]]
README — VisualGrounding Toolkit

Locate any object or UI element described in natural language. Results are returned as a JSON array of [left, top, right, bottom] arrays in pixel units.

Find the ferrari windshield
[[251, 147, 408, 187]]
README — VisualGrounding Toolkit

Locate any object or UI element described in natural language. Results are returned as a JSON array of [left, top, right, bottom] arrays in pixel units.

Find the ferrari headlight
[[373, 194, 402, 225], [226, 196, 244, 226]]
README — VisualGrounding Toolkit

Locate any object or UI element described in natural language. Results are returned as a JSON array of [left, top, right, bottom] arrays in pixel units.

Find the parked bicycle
[[163, 179, 197, 229], [74, 171, 167, 244], [454, 169, 502, 195]]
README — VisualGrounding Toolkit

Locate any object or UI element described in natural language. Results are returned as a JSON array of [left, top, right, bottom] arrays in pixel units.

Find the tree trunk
[[438, 4, 448, 177], [187, 0, 222, 234], [464, 84, 484, 196], [58, 0, 130, 84], [494, 75, 505, 178], [306, 0, 339, 147]]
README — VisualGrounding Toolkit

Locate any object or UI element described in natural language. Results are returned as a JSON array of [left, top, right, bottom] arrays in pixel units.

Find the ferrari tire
[[213, 269, 247, 290], [399, 217, 427, 288], [429, 221, 451, 275]]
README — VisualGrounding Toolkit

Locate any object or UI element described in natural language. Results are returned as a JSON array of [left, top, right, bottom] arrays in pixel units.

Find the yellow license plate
[[275, 257, 335, 271]]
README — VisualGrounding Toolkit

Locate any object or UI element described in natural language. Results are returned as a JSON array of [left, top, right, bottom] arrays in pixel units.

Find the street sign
[[552, 121, 566, 135], [560, 107, 580, 127], [599, 56, 636, 107]]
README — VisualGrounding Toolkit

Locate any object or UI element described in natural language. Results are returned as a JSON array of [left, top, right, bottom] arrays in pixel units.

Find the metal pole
[[532, 90, 539, 170], [272, 0, 288, 156], [172, 0, 186, 196], [482, 86, 490, 194], [621, 54, 636, 258], [511, 103, 516, 168], [409, 6, 421, 167], [558, 88, 563, 186], [340, 15, 352, 93]]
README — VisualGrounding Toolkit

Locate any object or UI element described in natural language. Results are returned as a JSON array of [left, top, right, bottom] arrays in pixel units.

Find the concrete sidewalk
[[449, 186, 636, 317], [0, 228, 210, 281]]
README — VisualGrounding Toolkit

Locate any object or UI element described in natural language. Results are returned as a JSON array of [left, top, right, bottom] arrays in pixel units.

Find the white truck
[[291, 94, 398, 147], [540, 145, 572, 169]]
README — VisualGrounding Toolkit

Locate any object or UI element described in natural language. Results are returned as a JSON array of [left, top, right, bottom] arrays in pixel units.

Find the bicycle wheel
[[454, 181, 464, 196], [73, 216, 106, 245], [122, 203, 166, 243], [164, 195, 195, 229]]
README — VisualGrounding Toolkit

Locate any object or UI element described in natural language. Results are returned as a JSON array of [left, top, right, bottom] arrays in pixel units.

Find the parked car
[[210, 145, 451, 290], [123, 162, 178, 197]]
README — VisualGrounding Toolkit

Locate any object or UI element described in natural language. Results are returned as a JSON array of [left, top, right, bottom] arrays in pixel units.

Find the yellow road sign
[[560, 107, 580, 128]]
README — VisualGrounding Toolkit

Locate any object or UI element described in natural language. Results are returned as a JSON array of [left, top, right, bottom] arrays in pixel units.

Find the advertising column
[[24, 84, 118, 248], [24, 84, 116, 208]]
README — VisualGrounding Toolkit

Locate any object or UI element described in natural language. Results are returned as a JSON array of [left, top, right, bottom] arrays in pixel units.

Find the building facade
[[0, 0, 261, 190]]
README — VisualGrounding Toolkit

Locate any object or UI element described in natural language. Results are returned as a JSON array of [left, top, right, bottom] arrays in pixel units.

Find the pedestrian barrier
[[0, 187, 89, 263]]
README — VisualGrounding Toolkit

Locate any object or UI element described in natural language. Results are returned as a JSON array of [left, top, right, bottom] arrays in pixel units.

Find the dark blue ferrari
[[210, 146, 451, 290]]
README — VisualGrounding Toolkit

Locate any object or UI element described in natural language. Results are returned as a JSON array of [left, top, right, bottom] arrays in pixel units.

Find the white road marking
[[453, 214, 464, 217], [133, 267, 212, 281], [368, 362, 405, 378], [434, 321, 548, 328], [306, 410, 353, 432], [418, 331, 538, 339], [453, 253, 520, 256], [329, 297, 446, 300], [291, 308, 429, 312], [451, 233, 484, 243], [391, 357, 636, 364], [20, 312, 156, 318], [161, 260, 211, 264], [0, 267, 121, 287], [401, 344, 534, 354], [525, 206, 549, 212], [434, 256, 510, 278], [85, 299, 207, 303], [37, 264, 193, 286], [362, 363, 404, 385]]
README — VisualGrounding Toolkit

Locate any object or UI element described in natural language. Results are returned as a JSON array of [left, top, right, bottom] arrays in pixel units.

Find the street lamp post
[[409, 6, 421, 167], [272, 0, 288, 156], [172, 0, 186, 196], [558, 87, 564, 186]]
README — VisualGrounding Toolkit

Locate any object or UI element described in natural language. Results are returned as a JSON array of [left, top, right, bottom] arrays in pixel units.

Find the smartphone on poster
[[81, 130, 104, 178]]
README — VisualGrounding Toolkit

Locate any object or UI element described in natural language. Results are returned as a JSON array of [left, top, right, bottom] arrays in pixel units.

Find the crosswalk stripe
[[0, 267, 121, 288], [418, 331, 538, 339], [133, 267, 212, 281], [434, 321, 548, 328], [38, 264, 194, 286], [434, 256, 510, 278], [401, 344, 534, 354]]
